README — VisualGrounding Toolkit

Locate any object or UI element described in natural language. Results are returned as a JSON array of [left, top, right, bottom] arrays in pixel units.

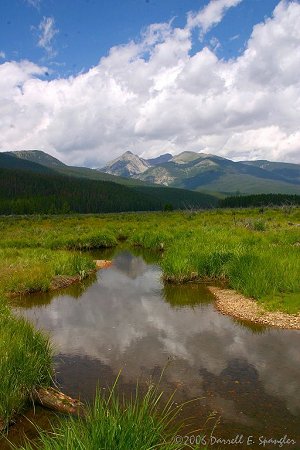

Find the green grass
[[0, 248, 95, 296], [17, 380, 206, 450], [260, 293, 300, 315], [0, 297, 52, 426]]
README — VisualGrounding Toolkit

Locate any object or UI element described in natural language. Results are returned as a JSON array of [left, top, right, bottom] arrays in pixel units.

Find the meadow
[[1, 208, 299, 312], [0, 207, 299, 447]]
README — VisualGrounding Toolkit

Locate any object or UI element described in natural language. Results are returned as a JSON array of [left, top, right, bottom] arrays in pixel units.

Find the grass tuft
[[17, 380, 206, 450]]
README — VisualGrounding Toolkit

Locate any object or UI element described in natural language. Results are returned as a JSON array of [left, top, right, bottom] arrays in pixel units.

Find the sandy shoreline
[[208, 286, 300, 330]]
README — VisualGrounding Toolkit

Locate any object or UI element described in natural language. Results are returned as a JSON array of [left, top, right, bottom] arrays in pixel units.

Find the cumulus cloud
[[187, 0, 243, 35], [0, 0, 300, 166], [37, 16, 58, 57]]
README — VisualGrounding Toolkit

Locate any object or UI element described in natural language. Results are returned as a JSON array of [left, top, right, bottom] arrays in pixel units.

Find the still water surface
[[8, 250, 300, 449]]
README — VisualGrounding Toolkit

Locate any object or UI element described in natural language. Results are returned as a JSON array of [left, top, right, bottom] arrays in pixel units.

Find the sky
[[0, 0, 299, 167]]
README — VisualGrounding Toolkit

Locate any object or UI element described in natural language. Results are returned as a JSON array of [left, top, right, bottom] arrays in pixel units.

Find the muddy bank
[[208, 286, 300, 330]]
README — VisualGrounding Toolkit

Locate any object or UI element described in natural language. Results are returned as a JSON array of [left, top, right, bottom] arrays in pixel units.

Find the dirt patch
[[208, 286, 300, 330]]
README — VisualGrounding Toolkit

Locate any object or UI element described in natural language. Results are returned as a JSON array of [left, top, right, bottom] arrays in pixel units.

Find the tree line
[[219, 193, 300, 208]]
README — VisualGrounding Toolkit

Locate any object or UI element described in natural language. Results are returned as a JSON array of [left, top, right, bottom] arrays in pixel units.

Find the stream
[[4, 249, 300, 449]]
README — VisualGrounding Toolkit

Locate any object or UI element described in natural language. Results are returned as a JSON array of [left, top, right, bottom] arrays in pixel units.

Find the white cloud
[[187, 0, 243, 35], [37, 16, 58, 57], [0, 0, 300, 166], [0, 51, 5, 59], [25, 0, 41, 9]]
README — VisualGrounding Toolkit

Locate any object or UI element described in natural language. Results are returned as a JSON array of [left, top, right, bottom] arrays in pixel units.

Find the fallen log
[[33, 387, 85, 416], [0, 388, 84, 434], [94, 259, 112, 269]]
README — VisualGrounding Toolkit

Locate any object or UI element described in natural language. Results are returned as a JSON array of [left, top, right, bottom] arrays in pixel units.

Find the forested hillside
[[0, 168, 217, 214]]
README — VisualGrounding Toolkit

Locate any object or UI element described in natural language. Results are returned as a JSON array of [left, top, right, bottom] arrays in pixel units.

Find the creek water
[[4, 249, 300, 449]]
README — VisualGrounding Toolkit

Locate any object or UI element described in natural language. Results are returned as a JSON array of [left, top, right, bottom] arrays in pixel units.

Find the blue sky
[[1, 0, 279, 77], [0, 0, 299, 166]]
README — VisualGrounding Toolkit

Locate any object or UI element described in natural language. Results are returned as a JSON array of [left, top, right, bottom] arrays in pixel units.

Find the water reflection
[[14, 251, 300, 448]]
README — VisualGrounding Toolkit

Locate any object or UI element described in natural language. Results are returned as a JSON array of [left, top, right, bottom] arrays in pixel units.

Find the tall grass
[[0, 297, 52, 426], [0, 248, 95, 296], [17, 380, 205, 450]]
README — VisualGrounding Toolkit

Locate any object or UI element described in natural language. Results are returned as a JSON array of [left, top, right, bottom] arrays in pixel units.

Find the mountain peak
[[171, 151, 201, 164], [99, 151, 150, 177]]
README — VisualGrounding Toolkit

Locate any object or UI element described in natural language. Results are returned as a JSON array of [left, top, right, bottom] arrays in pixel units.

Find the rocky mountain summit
[[98, 150, 300, 195]]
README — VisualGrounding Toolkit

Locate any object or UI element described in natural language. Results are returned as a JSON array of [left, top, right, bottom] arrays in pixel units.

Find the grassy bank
[[0, 247, 96, 429], [17, 382, 205, 450], [0, 298, 52, 427], [0, 248, 95, 296]]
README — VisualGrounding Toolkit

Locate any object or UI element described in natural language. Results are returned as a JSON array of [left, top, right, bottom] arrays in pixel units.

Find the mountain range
[[99, 151, 300, 195], [0, 150, 217, 214], [0, 148, 299, 215]]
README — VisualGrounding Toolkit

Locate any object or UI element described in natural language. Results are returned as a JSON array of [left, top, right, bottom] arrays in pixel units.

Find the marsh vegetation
[[0, 207, 299, 448]]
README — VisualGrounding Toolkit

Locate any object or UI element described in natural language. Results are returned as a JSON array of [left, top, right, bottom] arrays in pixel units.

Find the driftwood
[[33, 387, 85, 415], [0, 388, 84, 433], [94, 259, 112, 269]]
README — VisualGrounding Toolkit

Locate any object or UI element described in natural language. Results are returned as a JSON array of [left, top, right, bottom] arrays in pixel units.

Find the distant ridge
[[6, 150, 66, 168], [99, 150, 300, 195]]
